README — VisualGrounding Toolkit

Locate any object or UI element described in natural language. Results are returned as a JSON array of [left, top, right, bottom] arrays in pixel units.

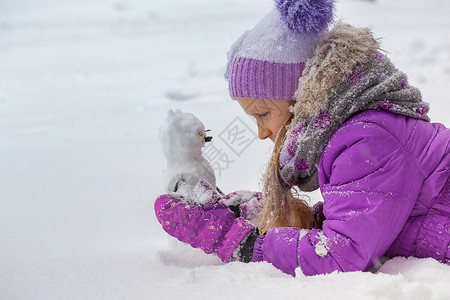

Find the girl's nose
[[257, 125, 271, 140]]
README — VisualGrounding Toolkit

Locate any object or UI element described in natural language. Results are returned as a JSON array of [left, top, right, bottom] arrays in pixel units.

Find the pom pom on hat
[[275, 0, 335, 34]]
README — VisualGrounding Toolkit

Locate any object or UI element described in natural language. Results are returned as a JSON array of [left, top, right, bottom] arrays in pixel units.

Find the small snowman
[[159, 109, 221, 205]]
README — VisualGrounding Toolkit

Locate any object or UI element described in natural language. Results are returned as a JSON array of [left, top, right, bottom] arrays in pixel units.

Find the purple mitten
[[221, 191, 264, 227], [155, 193, 255, 262]]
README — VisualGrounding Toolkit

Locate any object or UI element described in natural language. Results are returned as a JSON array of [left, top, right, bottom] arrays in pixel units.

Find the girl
[[154, 0, 449, 276]]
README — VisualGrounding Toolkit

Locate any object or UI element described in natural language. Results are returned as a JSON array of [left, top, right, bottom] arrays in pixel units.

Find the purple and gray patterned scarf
[[278, 23, 430, 192]]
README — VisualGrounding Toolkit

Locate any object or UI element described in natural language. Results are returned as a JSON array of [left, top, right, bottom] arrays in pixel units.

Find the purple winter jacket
[[253, 110, 449, 276]]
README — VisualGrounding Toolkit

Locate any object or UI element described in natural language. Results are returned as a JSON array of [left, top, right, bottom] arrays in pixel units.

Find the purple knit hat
[[225, 0, 335, 101]]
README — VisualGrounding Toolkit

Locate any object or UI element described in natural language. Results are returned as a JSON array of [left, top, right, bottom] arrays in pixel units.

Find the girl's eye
[[255, 112, 269, 119], [257, 112, 269, 119]]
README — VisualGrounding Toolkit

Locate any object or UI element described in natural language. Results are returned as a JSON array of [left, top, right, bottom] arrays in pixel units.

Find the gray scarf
[[279, 23, 430, 192]]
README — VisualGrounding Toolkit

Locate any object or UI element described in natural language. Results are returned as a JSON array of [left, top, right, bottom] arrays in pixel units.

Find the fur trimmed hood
[[292, 22, 381, 121], [278, 22, 428, 192]]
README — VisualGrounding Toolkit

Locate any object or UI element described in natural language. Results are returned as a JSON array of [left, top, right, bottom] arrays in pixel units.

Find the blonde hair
[[259, 115, 313, 234]]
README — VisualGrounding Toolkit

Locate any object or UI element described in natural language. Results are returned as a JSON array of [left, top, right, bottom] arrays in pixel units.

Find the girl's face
[[236, 98, 294, 142]]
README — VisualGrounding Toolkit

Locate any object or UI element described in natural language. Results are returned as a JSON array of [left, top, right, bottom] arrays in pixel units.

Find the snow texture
[[0, 0, 449, 299], [314, 231, 330, 257]]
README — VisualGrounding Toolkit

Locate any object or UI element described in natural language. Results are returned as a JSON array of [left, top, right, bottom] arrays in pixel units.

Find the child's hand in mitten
[[221, 191, 264, 227], [154, 181, 256, 263]]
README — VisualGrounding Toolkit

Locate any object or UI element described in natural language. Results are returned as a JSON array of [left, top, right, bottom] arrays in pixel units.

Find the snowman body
[[159, 109, 216, 204]]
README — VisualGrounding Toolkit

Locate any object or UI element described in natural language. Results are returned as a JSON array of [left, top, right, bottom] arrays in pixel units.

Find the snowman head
[[159, 109, 211, 158]]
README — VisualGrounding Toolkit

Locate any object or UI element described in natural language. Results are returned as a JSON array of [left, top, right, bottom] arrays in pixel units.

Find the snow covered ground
[[0, 0, 449, 299]]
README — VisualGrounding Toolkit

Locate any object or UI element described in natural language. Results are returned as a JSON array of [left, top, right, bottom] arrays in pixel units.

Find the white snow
[[0, 0, 449, 299], [314, 231, 330, 257]]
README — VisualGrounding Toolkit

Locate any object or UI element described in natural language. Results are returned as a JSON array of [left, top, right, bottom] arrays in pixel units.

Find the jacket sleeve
[[253, 121, 424, 276]]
